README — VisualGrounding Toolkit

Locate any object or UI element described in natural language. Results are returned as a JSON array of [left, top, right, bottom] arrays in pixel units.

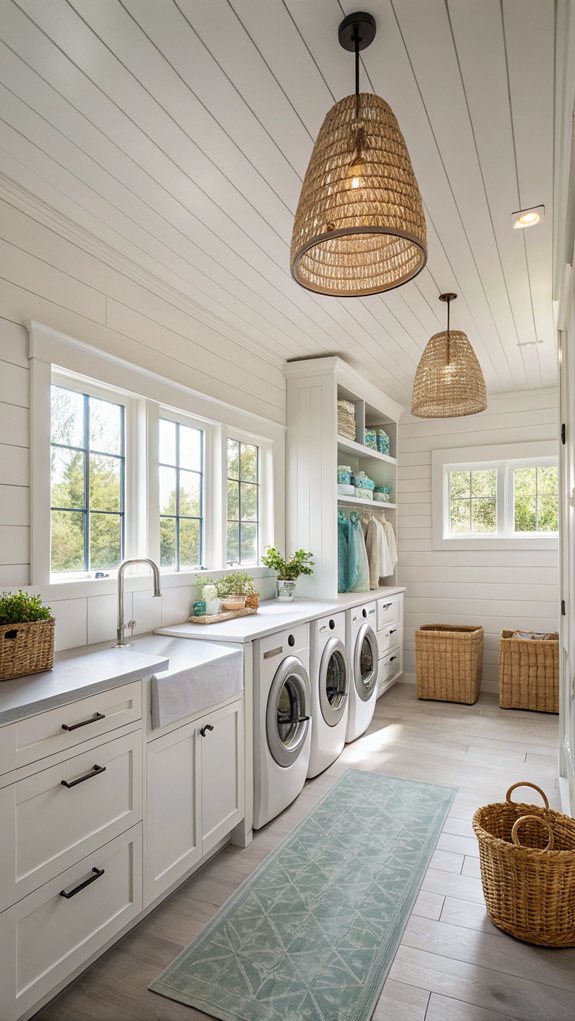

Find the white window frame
[[29, 320, 284, 596], [49, 370, 139, 582], [432, 442, 559, 550], [154, 405, 211, 573]]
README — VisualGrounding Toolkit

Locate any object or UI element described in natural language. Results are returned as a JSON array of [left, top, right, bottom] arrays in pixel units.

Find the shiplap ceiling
[[0, 0, 561, 405]]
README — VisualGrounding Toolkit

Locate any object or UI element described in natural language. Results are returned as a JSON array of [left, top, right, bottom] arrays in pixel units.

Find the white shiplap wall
[[397, 388, 560, 692], [0, 202, 285, 649]]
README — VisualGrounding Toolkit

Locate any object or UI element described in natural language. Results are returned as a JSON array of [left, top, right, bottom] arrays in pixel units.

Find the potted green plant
[[261, 547, 314, 601], [0, 591, 55, 680], [216, 571, 257, 610]]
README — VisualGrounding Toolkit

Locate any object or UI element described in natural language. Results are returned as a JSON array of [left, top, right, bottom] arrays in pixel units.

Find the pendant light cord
[[446, 298, 451, 365]]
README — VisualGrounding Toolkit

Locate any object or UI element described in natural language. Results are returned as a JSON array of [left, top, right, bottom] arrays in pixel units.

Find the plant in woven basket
[[0, 590, 52, 624], [215, 572, 256, 599], [0, 591, 55, 681]]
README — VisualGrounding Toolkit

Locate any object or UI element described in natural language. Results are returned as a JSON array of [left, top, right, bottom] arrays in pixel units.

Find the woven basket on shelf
[[473, 782, 575, 947], [415, 624, 483, 704], [0, 619, 55, 681], [499, 630, 559, 713]]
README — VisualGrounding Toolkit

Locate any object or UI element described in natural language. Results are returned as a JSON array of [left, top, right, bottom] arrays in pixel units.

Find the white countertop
[[156, 587, 405, 644], [0, 646, 170, 726]]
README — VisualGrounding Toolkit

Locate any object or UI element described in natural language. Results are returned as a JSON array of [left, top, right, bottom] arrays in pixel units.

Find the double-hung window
[[433, 444, 558, 549], [159, 416, 204, 571], [226, 438, 260, 565], [50, 383, 125, 575]]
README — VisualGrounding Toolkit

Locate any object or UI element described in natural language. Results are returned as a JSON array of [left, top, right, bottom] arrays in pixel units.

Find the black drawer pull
[[389, 628, 397, 635], [200, 724, 214, 737], [60, 866, 105, 899], [61, 763, 107, 789], [62, 712, 106, 732], [389, 656, 397, 662], [382, 603, 392, 610]]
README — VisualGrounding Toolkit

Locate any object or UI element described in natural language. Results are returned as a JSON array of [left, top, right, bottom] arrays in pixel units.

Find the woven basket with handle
[[473, 782, 575, 946], [0, 619, 55, 681]]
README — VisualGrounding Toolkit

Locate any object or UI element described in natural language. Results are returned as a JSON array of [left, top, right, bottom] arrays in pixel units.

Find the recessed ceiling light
[[511, 205, 544, 230]]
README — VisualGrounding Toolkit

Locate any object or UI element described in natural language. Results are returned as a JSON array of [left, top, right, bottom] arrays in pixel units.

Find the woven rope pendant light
[[290, 12, 427, 297], [411, 293, 487, 418]]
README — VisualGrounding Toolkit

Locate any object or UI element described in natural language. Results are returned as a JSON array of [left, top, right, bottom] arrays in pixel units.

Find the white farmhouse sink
[[132, 635, 243, 729]]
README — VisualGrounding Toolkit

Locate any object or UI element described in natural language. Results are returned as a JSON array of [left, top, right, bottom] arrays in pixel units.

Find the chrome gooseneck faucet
[[115, 558, 161, 647]]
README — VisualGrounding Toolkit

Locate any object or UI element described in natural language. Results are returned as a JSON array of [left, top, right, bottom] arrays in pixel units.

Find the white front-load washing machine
[[253, 624, 312, 829], [308, 612, 350, 778], [345, 601, 379, 742]]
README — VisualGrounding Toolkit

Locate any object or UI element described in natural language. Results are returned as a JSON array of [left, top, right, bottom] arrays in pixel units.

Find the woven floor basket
[[473, 782, 575, 946], [0, 619, 55, 680], [415, 624, 483, 704], [499, 630, 559, 713]]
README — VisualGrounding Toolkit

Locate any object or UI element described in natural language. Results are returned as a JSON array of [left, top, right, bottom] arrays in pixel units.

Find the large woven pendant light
[[290, 12, 427, 297], [411, 293, 487, 418]]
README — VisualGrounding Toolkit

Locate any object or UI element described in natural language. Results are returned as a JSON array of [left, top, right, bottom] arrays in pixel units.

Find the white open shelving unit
[[285, 356, 403, 599]]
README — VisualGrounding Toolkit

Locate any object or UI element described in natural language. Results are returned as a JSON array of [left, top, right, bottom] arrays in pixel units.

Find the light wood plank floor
[[34, 686, 570, 1021]]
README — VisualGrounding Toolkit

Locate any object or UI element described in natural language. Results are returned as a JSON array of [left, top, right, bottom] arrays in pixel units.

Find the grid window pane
[[227, 522, 239, 564], [179, 518, 201, 569], [89, 454, 122, 512], [227, 439, 240, 480], [50, 385, 125, 574], [448, 468, 497, 536], [514, 466, 558, 533], [90, 513, 122, 570], [51, 448, 85, 509], [51, 510, 85, 573], [240, 482, 258, 521], [159, 418, 204, 571], [240, 444, 258, 482], [89, 397, 122, 454], [180, 425, 202, 471], [160, 516, 177, 569], [51, 386, 84, 448], [179, 471, 201, 517], [240, 522, 257, 562], [159, 466, 178, 516], [227, 438, 260, 564]]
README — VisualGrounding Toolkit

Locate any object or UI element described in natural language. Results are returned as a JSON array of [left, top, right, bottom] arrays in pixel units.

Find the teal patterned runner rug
[[150, 770, 455, 1020]]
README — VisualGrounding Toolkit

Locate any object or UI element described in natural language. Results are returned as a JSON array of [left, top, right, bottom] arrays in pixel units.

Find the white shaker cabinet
[[145, 698, 244, 905]]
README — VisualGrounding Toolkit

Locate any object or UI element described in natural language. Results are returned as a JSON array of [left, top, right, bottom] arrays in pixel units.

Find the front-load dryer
[[308, 612, 350, 778], [253, 624, 311, 829], [345, 601, 379, 742]]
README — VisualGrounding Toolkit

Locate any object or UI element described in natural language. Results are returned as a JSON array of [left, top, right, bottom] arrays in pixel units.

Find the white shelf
[[337, 435, 396, 465], [338, 496, 397, 510]]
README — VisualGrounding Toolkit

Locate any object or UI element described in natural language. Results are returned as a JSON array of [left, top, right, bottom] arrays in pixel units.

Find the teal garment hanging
[[338, 511, 349, 592], [348, 511, 370, 592]]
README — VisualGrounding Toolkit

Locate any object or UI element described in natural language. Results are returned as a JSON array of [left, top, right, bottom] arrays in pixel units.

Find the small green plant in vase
[[0, 590, 55, 680], [261, 547, 314, 601]]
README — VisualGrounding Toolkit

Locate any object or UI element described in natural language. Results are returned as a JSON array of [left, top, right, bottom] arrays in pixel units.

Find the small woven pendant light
[[411, 293, 487, 418], [290, 12, 427, 297]]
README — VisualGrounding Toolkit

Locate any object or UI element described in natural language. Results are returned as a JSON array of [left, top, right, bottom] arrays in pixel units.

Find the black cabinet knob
[[200, 724, 214, 737]]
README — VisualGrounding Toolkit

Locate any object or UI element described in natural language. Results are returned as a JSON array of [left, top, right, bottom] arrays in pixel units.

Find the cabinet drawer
[[0, 730, 142, 911], [377, 623, 402, 658], [377, 648, 402, 696], [0, 824, 142, 1021], [0, 681, 142, 776], [377, 595, 400, 630]]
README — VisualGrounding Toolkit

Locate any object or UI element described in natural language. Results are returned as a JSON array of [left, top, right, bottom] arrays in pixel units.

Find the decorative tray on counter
[[187, 608, 258, 625]]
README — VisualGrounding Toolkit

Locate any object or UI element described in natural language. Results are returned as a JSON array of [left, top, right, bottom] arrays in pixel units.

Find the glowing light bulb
[[348, 157, 366, 190]]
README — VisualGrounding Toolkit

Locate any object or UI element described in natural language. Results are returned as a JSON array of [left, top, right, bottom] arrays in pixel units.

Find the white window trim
[[29, 320, 284, 595], [432, 442, 559, 550]]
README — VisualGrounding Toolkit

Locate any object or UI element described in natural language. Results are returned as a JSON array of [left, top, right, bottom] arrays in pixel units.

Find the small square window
[[513, 465, 558, 534], [447, 468, 497, 536]]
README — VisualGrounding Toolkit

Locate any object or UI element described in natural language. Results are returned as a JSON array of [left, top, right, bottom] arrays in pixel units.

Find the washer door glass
[[319, 637, 349, 727], [266, 656, 311, 768], [354, 624, 378, 702]]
